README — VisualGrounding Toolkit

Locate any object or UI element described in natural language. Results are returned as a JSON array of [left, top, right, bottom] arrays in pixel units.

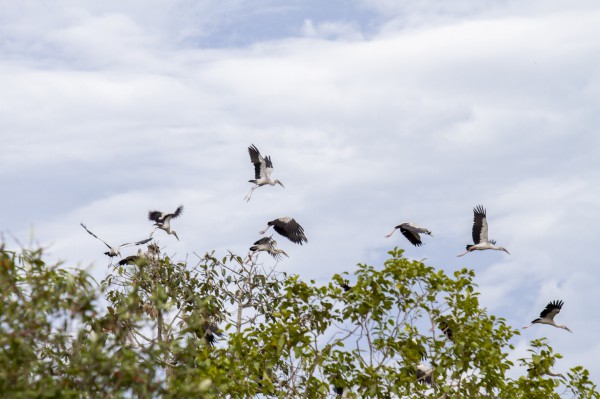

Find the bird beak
[[503, 248, 510, 254], [278, 181, 285, 188], [174, 232, 180, 241]]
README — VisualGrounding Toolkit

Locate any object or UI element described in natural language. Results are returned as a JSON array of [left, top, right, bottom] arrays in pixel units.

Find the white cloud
[[1, 0, 600, 382]]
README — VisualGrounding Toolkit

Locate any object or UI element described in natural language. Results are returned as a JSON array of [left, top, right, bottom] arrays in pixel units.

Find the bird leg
[[384, 228, 397, 238], [244, 185, 258, 202], [259, 225, 271, 235]]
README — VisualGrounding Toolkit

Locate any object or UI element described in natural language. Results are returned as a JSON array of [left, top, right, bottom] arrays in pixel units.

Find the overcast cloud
[[1, 0, 599, 382]]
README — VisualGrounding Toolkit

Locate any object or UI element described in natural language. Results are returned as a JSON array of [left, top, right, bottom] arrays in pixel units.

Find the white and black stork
[[260, 217, 307, 245], [244, 144, 284, 202], [249, 236, 289, 261], [457, 205, 510, 257], [385, 223, 432, 246], [148, 205, 183, 241], [523, 300, 572, 332], [80, 223, 152, 258]]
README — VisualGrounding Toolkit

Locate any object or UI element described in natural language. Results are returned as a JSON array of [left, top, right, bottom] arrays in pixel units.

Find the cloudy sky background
[[2, 0, 600, 383]]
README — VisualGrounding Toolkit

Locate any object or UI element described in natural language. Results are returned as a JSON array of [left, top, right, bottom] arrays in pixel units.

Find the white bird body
[[523, 300, 572, 332], [457, 205, 509, 257], [385, 222, 432, 246], [149, 205, 183, 240], [80, 223, 152, 258], [245, 144, 284, 202], [249, 236, 288, 261], [260, 216, 307, 245]]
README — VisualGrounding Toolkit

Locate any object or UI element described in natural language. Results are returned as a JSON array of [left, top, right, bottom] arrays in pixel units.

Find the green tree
[[1, 242, 598, 398]]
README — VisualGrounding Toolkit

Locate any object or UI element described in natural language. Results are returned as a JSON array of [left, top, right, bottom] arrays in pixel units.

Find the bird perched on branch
[[245, 144, 284, 202]]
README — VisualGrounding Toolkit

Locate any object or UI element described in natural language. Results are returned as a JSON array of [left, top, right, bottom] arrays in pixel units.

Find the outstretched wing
[[133, 237, 153, 246], [148, 211, 164, 223], [400, 227, 423, 246], [252, 236, 272, 246], [249, 144, 269, 180], [472, 205, 488, 244], [539, 300, 563, 320], [272, 217, 307, 245], [80, 223, 111, 249]]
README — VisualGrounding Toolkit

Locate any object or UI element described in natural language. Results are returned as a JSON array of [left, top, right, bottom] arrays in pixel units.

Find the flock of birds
[[79, 144, 573, 365]]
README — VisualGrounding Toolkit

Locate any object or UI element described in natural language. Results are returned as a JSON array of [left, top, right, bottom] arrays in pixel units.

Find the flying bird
[[80, 223, 152, 258], [385, 222, 432, 246], [457, 205, 510, 257], [523, 300, 572, 332], [249, 236, 289, 261], [148, 205, 183, 241], [244, 144, 284, 202], [260, 217, 307, 245]]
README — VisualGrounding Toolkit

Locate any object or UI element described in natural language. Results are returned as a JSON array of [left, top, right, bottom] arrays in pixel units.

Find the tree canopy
[[0, 243, 598, 398]]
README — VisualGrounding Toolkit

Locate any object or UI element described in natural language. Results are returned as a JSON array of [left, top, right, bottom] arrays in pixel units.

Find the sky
[[1, 0, 600, 385]]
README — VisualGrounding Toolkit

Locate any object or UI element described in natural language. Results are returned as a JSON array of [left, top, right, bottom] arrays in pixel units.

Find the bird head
[[275, 180, 285, 188], [425, 229, 433, 236]]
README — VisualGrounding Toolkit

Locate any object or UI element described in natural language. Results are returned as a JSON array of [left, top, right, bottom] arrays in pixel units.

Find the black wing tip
[[265, 155, 273, 168], [400, 227, 422, 246], [473, 204, 486, 215], [173, 205, 184, 217], [549, 300, 564, 308]]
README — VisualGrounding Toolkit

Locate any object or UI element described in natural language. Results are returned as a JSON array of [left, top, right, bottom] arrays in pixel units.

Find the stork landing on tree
[[248, 236, 289, 263], [457, 205, 509, 257], [80, 223, 152, 258], [244, 144, 284, 202]]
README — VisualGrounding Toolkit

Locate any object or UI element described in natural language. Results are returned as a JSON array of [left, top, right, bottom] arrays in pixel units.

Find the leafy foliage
[[0, 243, 598, 398]]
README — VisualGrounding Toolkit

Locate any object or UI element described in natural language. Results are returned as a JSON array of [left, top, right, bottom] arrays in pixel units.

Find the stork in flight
[[248, 236, 289, 262], [523, 300, 572, 332], [244, 144, 284, 202], [260, 217, 307, 245], [457, 205, 510, 257], [385, 222, 432, 246], [80, 223, 152, 258], [149, 205, 183, 241]]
